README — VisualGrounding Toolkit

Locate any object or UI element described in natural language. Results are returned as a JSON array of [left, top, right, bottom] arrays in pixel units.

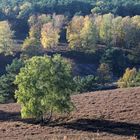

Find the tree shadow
[[0, 110, 140, 138], [0, 110, 20, 121], [50, 118, 140, 138], [0, 110, 34, 124]]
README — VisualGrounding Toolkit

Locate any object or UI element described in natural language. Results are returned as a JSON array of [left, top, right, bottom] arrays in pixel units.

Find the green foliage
[[0, 74, 15, 103], [74, 75, 99, 93], [22, 37, 41, 57], [134, 70, 140, 87], [15, 55, 75, 121], [0, 58, 25, 103], [100, 48, 128, 76], [91, 1, 111, 14], [0, 0, 140, 19], [97, 63, 112, 85], [6, 58, 25, 74], [99, 13, 113, 45], [81, 16, 98, 49], [67, 16, 84, 49], [67, 16, 98, 50], [0, 94, 5, 103], [91, 0, 140, 16]]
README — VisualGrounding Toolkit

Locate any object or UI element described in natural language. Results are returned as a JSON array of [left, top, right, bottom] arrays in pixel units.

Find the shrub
[[0, 58, 24, 103], [117, 68, 137, 88], [22, 37, 42, 57], [97, 63, 112, 85], [74, 75, 99, 93], [101, 48, 128, 76], [15, 54, 75, 122]]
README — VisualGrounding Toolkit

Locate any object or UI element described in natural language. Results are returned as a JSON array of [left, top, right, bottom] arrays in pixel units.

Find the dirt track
[[0, 87, 140, 140]]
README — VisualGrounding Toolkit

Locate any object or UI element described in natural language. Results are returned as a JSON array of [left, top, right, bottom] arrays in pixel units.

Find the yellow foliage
[[67, 16, 84, 49], [0, 21, 15, 55], [41, 22, 60, 49], [80, 16, 97, 49], [67, 16, 97, 50], [118, 68, 137, 88]]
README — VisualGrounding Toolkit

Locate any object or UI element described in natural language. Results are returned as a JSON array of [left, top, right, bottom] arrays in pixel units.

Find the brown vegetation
[[0, 87, 140, 140]]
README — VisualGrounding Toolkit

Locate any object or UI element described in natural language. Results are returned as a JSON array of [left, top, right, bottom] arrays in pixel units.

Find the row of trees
[[23, 14, 66, 51], [1, 13, 140, 52], [23, 13, 140, 52], [0, 0, 139, 40], [67, 14, 140, 51], [0, 0, 140, 19], [0, 13, 140, 76]]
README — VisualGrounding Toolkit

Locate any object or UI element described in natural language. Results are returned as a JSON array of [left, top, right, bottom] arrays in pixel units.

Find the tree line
[[0, 0, 140, 39], [1, 13, 140, 73]]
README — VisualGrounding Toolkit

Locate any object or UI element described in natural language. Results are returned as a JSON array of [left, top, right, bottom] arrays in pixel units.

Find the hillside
[[0, 87, 140, 140]]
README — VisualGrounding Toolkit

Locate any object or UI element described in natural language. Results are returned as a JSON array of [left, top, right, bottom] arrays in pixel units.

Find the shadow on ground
[[52, 119, 140, 138], [0, 110, 20, 121], [0, 110, 140, 138]]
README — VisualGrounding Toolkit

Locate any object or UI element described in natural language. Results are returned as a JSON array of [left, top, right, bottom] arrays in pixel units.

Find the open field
[[0, 87, 140, 140]]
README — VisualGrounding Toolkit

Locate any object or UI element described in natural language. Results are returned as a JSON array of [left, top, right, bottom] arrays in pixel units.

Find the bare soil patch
[[0, 87, 140, 140]]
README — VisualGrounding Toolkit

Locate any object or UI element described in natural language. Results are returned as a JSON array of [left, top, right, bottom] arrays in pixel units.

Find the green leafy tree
[[97, 63, 112, 85], [80, 16, 98, 50], [134, 70, 140, 87], [17, 2, 33, 19], [22, 37, 41, 57], [99, 13, 114, 46], [91, 1, 110, 14], [22, 23, 42, 57], [111, 16, 124, 47], [74, 75, 99, 93], [0, 58, 25, 103], [101, 48, 128, 76], [15, 55, 75, 122], [67, 16, 84, 49]]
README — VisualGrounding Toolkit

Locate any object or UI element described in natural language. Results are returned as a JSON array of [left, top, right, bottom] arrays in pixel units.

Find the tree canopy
[[15, 55, 75, 121]]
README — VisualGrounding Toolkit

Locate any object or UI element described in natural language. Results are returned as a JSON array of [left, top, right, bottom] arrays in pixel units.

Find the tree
[[121, 16, 136, 49], [67, 16, 84, 49], [0, 58, 25, 103], [99, 13, 114, 46], [41, 22, 60, 49], [100, 48, 128, 76], [118, 68, 137, 88], [111, 16, 124, 47], [0, 21, 16, 55], [17, 2, 33, 19], [74, 75, 99, 93], [29, 24, 41, 40], [22, 37, 42, 57], [52, 14, 66, 29], [97, 63, 112, 85], [91, 1, 110, 14], [15, 55, 75, 122], [22, 23, 42, 57], [80, 16, 98, 49]]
